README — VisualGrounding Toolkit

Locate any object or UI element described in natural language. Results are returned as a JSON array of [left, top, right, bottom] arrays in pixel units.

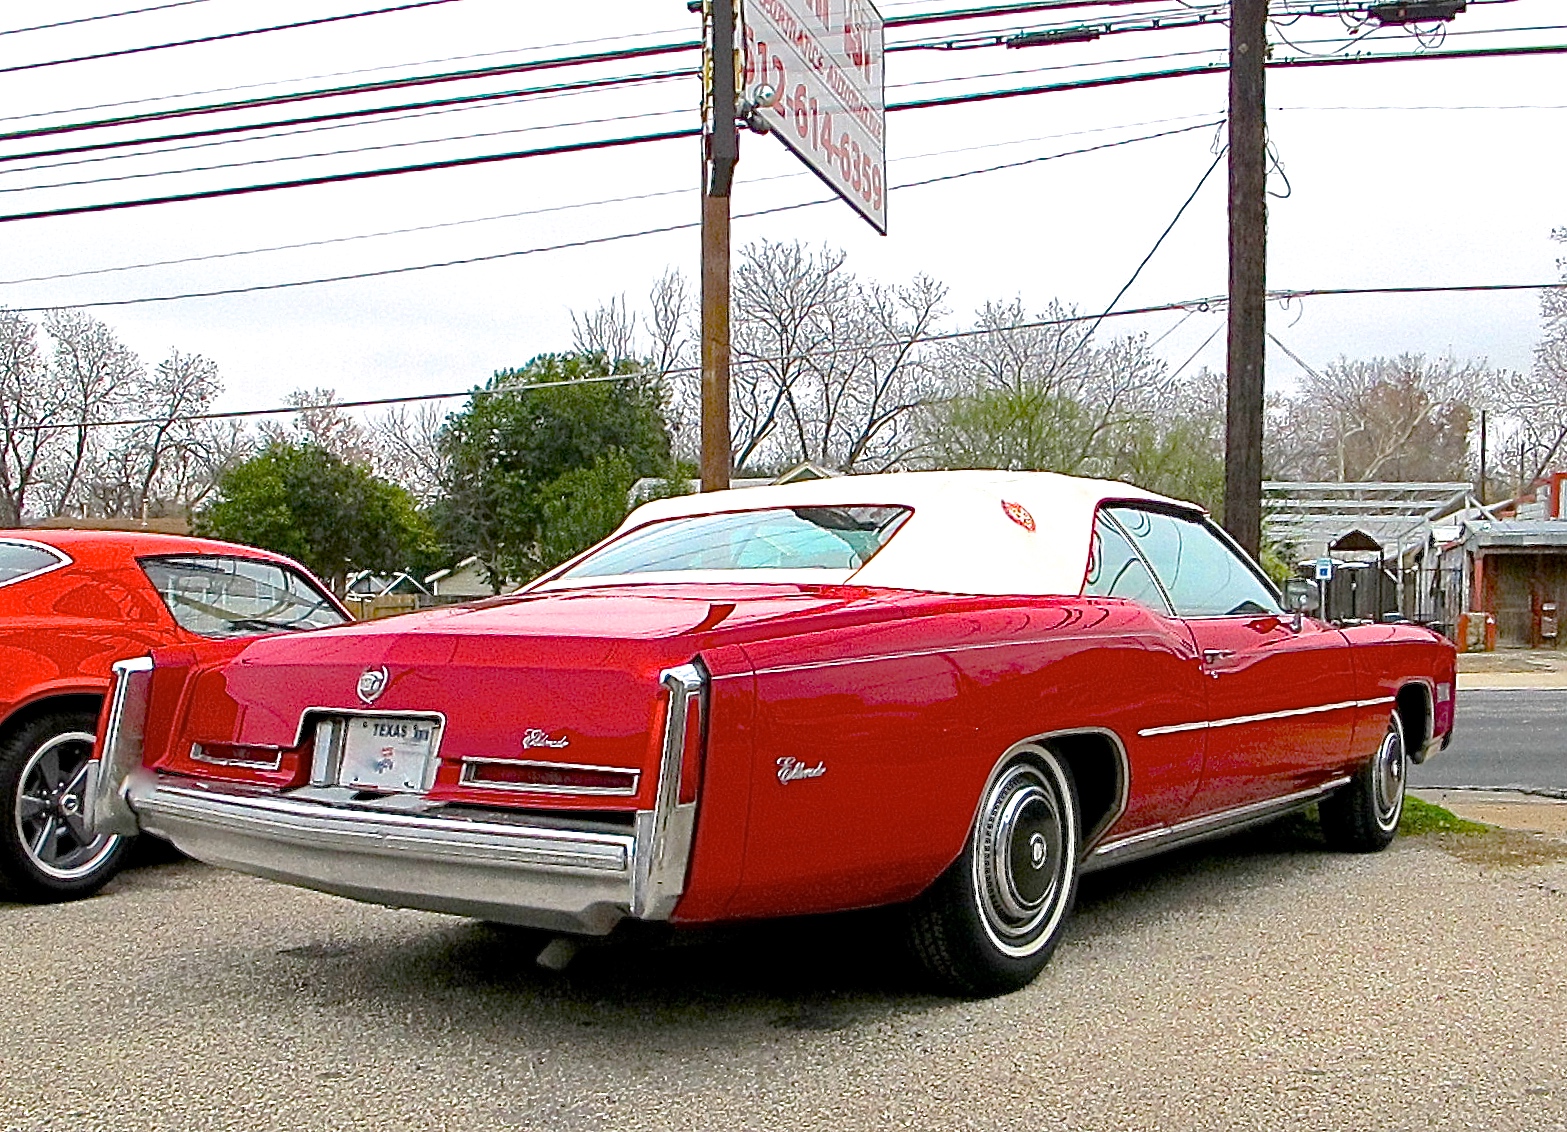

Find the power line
[[0, 41, 698, 149], [0, 113, 1224, 287], [890, 40, 1567, 113], [0, 127, 700, 226], [1065, 140, 1226, 361], [0, 105, 694, 197], [1, 122, 1221, 307], [0, 69, 691, 168], [20, 297, 1218, 433], [0, 26, 695, 126], [0, 1, 468, 77], [10, 38, 1563, 228], [21, 280, 1563, 432], [0, 1, 219, 37]]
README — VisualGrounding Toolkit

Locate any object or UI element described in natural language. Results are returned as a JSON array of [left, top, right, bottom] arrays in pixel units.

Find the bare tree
[[41, 310, 143, 515], [1479, 231, 1567, 496], [262, 387, 374, 465], [73, 349, 248, 521], [369, 401, 449, 503], [0, 310, 49, 526], [921, 299, 1178, 478], [571, 294, 639, 365], [1269, 354, 1483, 483], [729, 241, 945, 472]]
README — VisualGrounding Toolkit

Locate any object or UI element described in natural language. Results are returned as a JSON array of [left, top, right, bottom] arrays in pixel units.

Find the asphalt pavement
[[3, 820, 1566, 1132], [1411, 687, 1567, 795]]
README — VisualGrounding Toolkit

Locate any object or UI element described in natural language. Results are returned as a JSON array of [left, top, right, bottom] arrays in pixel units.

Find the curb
[[1411, 788, 1567, 837]]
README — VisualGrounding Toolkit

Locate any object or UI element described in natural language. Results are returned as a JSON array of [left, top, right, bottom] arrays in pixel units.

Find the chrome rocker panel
[[88, 658, 708, 937]]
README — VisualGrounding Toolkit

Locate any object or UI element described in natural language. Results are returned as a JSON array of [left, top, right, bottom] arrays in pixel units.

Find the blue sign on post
[[1315, 557, 1334, 582]]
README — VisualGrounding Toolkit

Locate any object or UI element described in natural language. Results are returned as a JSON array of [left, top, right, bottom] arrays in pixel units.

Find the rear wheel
[[1320, 710, 1406, 853], [906, 750, 1080, 997], [0, 711, 131, 902]]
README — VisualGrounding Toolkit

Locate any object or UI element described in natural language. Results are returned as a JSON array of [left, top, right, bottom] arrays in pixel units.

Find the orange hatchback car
[[0, 530, 349, 902]]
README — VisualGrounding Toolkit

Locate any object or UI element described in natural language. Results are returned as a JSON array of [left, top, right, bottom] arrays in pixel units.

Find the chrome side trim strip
[[84, 655, 154, 838], [719, 633, 1119, 680], [458, 757, 641, 797], [632, 662, 705, 920], [1137, 696, 1396, 738], [1084, 775, 1352, 873]]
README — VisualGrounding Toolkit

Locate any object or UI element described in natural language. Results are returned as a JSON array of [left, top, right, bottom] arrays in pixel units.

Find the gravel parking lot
[[4, 821, 1566, 1132]]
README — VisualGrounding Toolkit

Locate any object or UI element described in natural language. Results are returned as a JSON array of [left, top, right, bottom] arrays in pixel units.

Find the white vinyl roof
[[573, 470, 1194, 598]]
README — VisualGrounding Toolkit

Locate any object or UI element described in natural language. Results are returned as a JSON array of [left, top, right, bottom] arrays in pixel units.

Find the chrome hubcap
[[972, 760, 1073, 955], [1373, 720, 1406, 830], [15, 731, 120, 881]]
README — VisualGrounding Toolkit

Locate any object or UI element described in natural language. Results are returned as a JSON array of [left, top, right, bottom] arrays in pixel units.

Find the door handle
[[1201, 648, 1235, 673]]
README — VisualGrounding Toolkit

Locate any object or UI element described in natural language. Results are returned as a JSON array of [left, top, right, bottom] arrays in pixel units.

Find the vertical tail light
[[677, 689, 705, 805]]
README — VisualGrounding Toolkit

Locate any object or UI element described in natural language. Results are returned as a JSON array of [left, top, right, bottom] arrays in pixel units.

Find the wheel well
[[0, 694, 105, 748], [1395, 683, 1432, 752], [1043, 730, 1127, 852]]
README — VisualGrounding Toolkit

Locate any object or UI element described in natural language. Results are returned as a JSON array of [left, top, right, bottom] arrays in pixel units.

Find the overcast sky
[[1, 0, 1562, 422]]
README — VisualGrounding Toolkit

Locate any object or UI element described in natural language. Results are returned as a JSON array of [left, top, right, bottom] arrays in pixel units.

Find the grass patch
[[1400, 796, 1491, 836]]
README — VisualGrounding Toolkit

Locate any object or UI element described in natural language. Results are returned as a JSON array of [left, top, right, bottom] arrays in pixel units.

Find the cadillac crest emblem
[[356, 666, 390, 705]]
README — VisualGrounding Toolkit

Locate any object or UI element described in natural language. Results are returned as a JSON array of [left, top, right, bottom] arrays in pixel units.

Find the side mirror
[[1283, 578, 1319, 615]]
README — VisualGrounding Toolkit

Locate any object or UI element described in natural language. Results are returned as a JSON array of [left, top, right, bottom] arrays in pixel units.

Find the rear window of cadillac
[[554, 505, 911, 582]]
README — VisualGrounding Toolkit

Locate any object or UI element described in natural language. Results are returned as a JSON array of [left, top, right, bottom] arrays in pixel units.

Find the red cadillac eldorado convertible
[[87, 472, 1456, 994]]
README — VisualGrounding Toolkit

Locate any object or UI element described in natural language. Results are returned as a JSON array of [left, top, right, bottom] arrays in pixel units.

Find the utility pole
[[700, 0, 740, 492], [1477, 408, 1487, 504], [1223, 0, 1268, 557]]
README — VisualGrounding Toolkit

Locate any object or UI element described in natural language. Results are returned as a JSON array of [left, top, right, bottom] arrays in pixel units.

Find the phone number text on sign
[[743, 0, 886, 233]]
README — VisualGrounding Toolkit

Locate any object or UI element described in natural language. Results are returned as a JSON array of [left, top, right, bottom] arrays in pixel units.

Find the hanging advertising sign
[[742, 0, 887, 233]]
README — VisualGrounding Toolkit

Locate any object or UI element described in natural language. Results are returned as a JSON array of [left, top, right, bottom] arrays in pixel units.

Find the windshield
[[139, 555, 349, 638], [553, 505, 911, 582]]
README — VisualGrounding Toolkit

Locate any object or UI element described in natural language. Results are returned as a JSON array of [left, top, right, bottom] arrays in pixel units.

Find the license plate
[[338, 716, 440, 793]]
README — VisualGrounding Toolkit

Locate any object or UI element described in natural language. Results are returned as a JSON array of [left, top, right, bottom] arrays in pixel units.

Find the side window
[[1083, 513, 1171, 614], [0, 541, 67, 587], [1107, 506, 1282, 618]]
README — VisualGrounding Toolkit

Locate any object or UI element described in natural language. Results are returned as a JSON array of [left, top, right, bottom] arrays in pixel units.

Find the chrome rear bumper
[[129, 777, 638, 934], [87, 658, 707, 937]]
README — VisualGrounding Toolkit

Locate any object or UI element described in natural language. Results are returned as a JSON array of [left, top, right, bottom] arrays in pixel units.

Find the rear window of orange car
[[0, 541, 67, 586], [555, 505, 911, 580], [139, 555, 349, 637]]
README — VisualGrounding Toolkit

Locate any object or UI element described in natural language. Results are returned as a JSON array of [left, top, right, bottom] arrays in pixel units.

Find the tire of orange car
[[0, 709, 133, 902]]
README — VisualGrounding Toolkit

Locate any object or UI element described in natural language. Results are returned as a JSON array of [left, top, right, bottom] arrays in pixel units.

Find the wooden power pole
[[1223, 0, 1268, 557], [700, 0, 739, 493]]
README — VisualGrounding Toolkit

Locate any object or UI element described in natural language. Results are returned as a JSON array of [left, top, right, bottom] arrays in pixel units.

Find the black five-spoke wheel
[[1, 710, 131, 901], [907, 747, 1080, 996]]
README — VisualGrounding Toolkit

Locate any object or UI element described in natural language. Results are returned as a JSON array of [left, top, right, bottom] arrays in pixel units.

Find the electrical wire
[[0, 105, 694, 196], [0, 25, 696, 126], [4, 36, 1563, 225], [0, 122, 1223, 307], [0, 72, 691, 179], [1058, 138, 1226, 367], [21, 281, 1563, 432], [0, 1, 219, 37], [0, 41, 699, 148], [0, 112, 1226, 287], [0, 1, 468, 77], [19, 296, 1223, 432], [0, 69, 693, 167], [0, 127, 701, 226]]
